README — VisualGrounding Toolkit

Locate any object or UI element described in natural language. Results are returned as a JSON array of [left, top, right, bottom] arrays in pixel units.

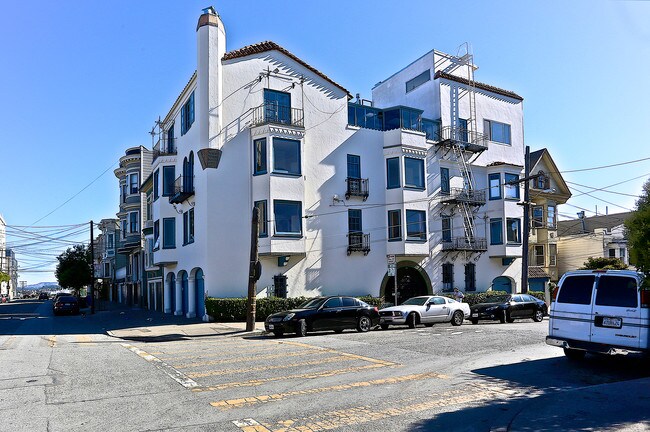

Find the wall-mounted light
[[278, 256, 290, 267]]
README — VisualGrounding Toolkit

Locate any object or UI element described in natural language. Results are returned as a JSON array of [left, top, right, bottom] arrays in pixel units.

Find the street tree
[[625, 177, 650, 273], [55, 244, 92, 292], [581, 257, 627, 270], [0, 271, 9, 284]]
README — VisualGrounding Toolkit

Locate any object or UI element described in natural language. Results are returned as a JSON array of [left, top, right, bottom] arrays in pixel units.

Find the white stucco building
[[147, 7, 528, 318], [0, 214, 19, 300]]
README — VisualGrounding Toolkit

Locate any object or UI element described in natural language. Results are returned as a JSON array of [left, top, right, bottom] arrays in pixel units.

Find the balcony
[[345, 178, 369, 201], [251, 103, 304, 128], [437, 126, 487, 153], [347, 232, 370, 255], [439, 188, 486, 206], [441, 237, 488, 252], [153, 138, 177, 161], [169, 175, 194, 204]]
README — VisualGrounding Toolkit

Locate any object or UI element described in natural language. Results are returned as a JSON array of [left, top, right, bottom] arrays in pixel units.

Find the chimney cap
[[202, 6, 217, 15]]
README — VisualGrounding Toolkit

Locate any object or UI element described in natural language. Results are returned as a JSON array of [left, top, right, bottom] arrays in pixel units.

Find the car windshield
[[488, 295, 511, 303], [298, 298, 326, 309], [401, 297, 429, 306]]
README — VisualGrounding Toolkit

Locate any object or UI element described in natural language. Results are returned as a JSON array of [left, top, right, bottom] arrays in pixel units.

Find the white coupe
[[379, 295, 470, 329]]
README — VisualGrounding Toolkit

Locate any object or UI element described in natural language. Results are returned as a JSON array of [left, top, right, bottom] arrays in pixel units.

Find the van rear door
[[591, 274, 640, 349], [551, 275, 596, 341]]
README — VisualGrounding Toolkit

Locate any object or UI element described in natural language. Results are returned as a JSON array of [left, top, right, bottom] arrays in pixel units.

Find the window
[[532, 206, 544, 228], [163, 218, 176, 249], [442, 263, 454, 291], [504, 173, 520, 199], [183, 152, 194, 192], [506, 218, 521, 243], [404, 157, 425, 189], [490, 218, 503, 245], [103, 263, 110, 278], [129, 212, 139, 233], [129, 173, 139, 195], [465, 263, 476, 291], [274, 200, 302, 236], [442, 217, 452, 242], [348, 209, 362, 233], [386, 157, 400, 189], [387, 210, 401, 241], [536, 171, 550, 190], [107, 233, 114, 249], [547, 205, 556, 228], [620, 248, 626, 258], [609, 248, 616, 258], [549, 244, 557, 266], [121, 184, 127, 203], [273, 138, 301, 175], [406, 69, 431, 92], [489, 173, 501, 200], [181, 91, 195, 135], [534, 245, 545, 266], [255, 200, 268, 237], [458, 118, 469, 142], [323, 297, 342, 309], [254, 138, 267, 175], [557, 276, 594, 305], [183, 208, 194, 245], [348, 104, 382, 130], [406, 210, 426, 241], [167, 125, 175, 153], [153, 169, 159, 200], [162, 166, 175, 196], [153, 220, 160, 249], [121, 219, 127, 239], [347, 154, 361, 179], [264, 89, 291, 124], [484, 119, 511, 145], [596, 276, 638, 308], [440, 167, 450, 195]]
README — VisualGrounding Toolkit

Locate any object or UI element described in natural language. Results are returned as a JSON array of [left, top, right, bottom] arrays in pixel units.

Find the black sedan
[[38, 292, 49, 300], [469, 294, 547, 324], [53, 296, 80, 316], [265, 296, 380, 337]]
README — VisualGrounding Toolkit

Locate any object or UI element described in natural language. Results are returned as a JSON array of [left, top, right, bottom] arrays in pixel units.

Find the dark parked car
[[264, 296, 380, 337], [53, 296, 80, 316], [470, 294, 547, 324], [38, 292, 49, 300]]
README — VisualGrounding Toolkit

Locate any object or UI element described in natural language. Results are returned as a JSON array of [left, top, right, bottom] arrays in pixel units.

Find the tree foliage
[[0, 271, 9, 284], [581, 257, 628, 270], [55, 244, 92, 291], [626, 177, 650, 273]]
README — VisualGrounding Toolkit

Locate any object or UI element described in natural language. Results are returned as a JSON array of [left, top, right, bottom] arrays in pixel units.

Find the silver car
[[379, 295, 470, 329]]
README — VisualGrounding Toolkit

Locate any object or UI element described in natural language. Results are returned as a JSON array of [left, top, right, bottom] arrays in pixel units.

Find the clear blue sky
[[2, 0, 649, 284]]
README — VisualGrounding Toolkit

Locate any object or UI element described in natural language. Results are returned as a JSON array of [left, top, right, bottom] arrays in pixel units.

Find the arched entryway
[[192, 268, 205, 319], [492, 276, 513, 293], [380, 261, 432, 305], [179, 270, 189, 316], [166, 273, 176, 314]]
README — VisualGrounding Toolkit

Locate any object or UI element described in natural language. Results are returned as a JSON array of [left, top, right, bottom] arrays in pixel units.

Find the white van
[[546, 269, 649, 359]]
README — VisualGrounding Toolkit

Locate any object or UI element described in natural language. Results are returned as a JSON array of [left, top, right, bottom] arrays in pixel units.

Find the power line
[[559, 156, 650, 174]]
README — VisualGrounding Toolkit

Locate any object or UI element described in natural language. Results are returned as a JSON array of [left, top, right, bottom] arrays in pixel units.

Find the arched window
[[188, 151, 194, 191]]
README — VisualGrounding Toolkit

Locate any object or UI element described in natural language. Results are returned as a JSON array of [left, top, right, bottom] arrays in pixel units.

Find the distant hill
[[23, 282, 60, 291]]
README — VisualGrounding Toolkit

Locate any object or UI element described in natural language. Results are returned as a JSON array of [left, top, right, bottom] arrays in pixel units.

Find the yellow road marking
[[212, 371, 447, 410], [234, 387, 501, 431], [193, 363, 393, 392], [47, 336, 57, 348], [121, 344, 199, 389], [278, 340, 395, 366], [74, 335, 96, 345], [188, 355, 354, 378], [175, 348, 323, 369]]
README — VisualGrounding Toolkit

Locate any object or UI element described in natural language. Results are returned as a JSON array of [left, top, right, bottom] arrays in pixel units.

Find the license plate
[[268, 324, 274, 330], [471, 313, 478, 317], [602, 317, 622, 328]]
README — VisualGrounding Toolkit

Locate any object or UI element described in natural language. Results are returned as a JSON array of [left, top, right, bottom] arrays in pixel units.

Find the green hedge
[[206, 296, 384, 322]]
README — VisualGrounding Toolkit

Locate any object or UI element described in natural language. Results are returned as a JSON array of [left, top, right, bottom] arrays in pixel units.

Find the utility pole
[[521, 146, 530, 294], [90, 220, 95, 314], [246, 207, 261, 331]]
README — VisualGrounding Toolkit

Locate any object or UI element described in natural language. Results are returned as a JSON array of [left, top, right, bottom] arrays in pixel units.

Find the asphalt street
[[1, 299, 649, 431]]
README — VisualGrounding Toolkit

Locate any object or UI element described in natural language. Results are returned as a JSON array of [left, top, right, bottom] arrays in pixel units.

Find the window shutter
[[181, 106, 186, 135], [189, 93, 195, 124], [483, 120, 490, 140]]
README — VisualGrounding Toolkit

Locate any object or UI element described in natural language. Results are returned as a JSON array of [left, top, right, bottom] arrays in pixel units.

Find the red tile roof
[[222, 41, 350, 96], [434, 71, 523, 101]]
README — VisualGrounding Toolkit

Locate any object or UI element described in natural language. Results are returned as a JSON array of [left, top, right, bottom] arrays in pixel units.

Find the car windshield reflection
[[488, 295, 511, 303], [401, 297, 429, 306], [298, 298, 326, 309]]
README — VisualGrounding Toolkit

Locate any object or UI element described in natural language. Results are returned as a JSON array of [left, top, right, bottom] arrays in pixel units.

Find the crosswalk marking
[[174, 348, 323, 369], [121, 343, 199, 389], [74, 335, 97, 345]]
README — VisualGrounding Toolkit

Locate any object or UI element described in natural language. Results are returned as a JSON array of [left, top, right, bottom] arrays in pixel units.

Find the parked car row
[[264, 294, 548, 338]]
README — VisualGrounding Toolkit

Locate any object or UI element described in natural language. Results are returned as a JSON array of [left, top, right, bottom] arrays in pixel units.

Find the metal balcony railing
[[439, 188, 486, 206], [345, 178, 369, 201], [438, 126, 488, 152], [441, 237, 488, 252], [347, 232, 370, 255], [169, 175, 194, 204], [251, 102, 304, 128], [153, 138, 177, 161]]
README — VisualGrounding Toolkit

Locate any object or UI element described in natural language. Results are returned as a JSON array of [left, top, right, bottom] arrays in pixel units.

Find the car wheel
[[272, 330, 284, 338], [564, 348, 586, 360], [406, 313, 418, 329], [296, 319, 307, 337], [380, 323, 389, 330], [334, 329, 344, 334], [499, 311, 507, 324], [424, 323, 434, 327], [357, 316, 371, 332], [470, 319, 479, 325], [451, 310, 464, 326], [506, 312, 515, 323], [533, 310, 544, 322]]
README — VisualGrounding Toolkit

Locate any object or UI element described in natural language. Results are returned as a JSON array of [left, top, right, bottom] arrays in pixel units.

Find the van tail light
[[641, 290, 650, 308]]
